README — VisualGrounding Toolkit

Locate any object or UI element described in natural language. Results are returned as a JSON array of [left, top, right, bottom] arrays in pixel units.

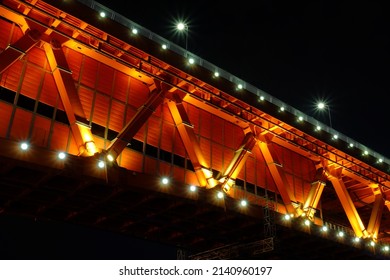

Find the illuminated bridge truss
[[0, 0, 390, 256]]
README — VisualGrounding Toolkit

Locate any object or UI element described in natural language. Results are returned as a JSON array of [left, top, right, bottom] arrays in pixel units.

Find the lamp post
[[177, 22, 188, 51], [317, 102, 332, 128]]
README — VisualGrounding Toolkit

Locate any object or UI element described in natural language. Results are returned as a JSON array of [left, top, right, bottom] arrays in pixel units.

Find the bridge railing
[[75, 0, 389, 167]]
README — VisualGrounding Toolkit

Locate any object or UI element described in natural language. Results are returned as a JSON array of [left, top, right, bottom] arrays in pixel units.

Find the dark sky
[[96, 0, 390, 158]]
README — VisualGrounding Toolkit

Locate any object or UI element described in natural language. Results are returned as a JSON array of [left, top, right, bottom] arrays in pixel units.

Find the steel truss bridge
[[0, 0, 390, 259]]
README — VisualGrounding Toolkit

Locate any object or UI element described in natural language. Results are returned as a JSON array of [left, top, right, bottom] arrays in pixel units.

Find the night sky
[[96, 0, 390, 158]]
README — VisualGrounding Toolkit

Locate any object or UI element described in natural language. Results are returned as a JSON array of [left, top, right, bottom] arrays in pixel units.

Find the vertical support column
[[44, 39, 95, 156], [218, 129, 257, 193], [0, 29, 41, 74], [168, 93, 217, 188]]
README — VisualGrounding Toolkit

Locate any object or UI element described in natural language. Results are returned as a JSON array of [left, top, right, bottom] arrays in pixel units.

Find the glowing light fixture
[[280, 106, 285, 112], [316, 125, 321, 131], [237, 84, 243, 90], [20, 142, 29, 151], [131, 28, 138, 34], [98, 160, 105, 169], [107, 154, 114, 162], [317, 101, 332, 128], [353, 237, 361, 243], [338, 231, 344, 237], [321, 225, 328, 232], [284, 214, 291, 221], [58, 152, 66, 160], [317, 102, 325, 109], [240, 200, 247, 207], [99, 11, 106, 18], [188, 57, 195, 64], [177, 22, 186, 31], [189, 185, 197, 192], [214, 71, 219, 77], [176, 22, 188, 50], [161, 177, 169, 185], [304, 219, 310, 226], [217, 191, 224, 199], [162, 44, 167, 49]]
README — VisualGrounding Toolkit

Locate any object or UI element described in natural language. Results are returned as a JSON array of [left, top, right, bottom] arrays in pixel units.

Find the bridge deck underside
[[0, 145, 385, 259]]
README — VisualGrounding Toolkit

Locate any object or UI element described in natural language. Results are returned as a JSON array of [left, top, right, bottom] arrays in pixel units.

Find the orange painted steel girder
[[367, 191, 385, 241], [167, 93, 217, 189], [302, 167, 327, 220], [0, 5, 29, 33], [2, 0, 390, 240], [303, 180, 326, 221], [0, 4, 96, 156], [257, 133, 300, 216], [106, 85, 165, 161], [0, 29, 41, 74], [46, 39, 87, 121], [326, 168, 369, 238], [219, 130, 257, 193], [44, 39, 95, 156]]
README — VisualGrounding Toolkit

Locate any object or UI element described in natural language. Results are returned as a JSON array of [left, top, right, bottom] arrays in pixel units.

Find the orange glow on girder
[[76, 123, 97, 156]]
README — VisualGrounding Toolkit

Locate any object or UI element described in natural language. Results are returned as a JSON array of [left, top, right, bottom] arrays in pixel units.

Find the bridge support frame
[[44, 39, 95, 156], [167, 93, 217, 188], [106, 83, 165, 161], [326, 168, 369, 238], [367, 184, 385, 240], [256, 133, 301, 216], [302, 166, 327, 220], [0, 29, 41, 74], [218, 129, 257, 193]]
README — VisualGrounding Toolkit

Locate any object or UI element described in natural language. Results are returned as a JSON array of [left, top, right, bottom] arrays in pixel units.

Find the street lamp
[[176, 22, 188, 51], [317, 101, 332, 128]]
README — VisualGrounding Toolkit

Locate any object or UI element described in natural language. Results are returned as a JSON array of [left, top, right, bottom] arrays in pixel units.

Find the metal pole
[[185, 25, 188, 51], [327, 105, 332, 128]]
